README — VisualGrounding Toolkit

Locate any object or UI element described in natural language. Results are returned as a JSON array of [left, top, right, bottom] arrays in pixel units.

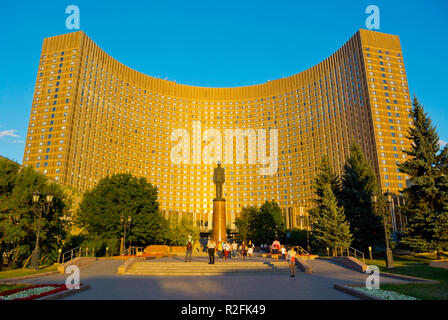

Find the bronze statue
[[213, 162, 225, 200]]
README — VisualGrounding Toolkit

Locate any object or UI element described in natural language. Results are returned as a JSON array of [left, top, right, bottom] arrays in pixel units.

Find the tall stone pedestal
[[212, 199, 226, 242]]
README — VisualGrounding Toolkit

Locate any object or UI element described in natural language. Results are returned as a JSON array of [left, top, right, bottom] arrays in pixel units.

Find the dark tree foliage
[[77, 174, 167, 253], [399, 97, 448, 259], [235, 200, 284, 244], [0, 159, 70, 269], [234, 205, 258, 243], [339, 142, 384, 252]]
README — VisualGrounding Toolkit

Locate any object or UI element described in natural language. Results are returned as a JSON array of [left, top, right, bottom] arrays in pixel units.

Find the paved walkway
[[18, 257, 410, 300]]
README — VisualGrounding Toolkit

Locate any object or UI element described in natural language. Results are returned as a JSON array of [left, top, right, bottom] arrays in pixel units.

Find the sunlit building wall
[[23, 29, 413, 231]]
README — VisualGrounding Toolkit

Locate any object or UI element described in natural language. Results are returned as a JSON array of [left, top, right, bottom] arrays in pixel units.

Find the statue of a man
[[213, 162, 225, 200]]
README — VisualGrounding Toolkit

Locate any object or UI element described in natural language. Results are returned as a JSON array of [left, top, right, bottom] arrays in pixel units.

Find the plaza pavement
[[18, 256, 411, 300]]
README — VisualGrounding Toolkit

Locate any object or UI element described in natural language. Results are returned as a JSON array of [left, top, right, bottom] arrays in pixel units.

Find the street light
[[372, 192, 394, 269], [383, 190, 395, 268], [30, 191, 54, 269], [306, 215, 311, 253], [120, 215, 132, 254]]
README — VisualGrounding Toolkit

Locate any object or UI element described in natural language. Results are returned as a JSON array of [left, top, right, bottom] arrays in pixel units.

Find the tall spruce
[[309, 155, 344, 248], [312, 155, 341, 206], [310, 181, 352, 251], [399, 97, 448, 259], [339, 142, 384, 252]]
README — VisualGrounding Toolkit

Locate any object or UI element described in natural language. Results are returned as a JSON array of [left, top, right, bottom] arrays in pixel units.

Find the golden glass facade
[[23, 29, 413, 231]]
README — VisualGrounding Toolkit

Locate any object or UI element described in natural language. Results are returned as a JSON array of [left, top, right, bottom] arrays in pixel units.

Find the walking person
[[222, 241, 226, 260], [240, 241, 248, 260], [281, 245, 286, 259], [272, 239, 281, 262], [286, 247, 297, 278], [185, 235, 194, 262], [207, 238, 216, 264], [226, 242, 232, 260], [232, 241, 238, 259], [217, 241, 223, 260], [247, 240, 254, 259]]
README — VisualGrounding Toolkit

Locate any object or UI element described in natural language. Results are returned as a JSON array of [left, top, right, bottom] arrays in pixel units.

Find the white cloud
[[440, 139, 447, 148], [0, 130, 19, 138]]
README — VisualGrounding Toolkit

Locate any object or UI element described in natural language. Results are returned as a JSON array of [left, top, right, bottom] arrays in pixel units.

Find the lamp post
[[306, 215, 311, 253], [372, 192, 394, 268], [30, 191, 54, 269], [120, 215, 132, 253], [383, 190, 395, 268]]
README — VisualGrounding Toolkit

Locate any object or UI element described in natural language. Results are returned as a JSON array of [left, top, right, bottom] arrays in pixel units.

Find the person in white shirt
[[231, 241, 238, 259], [247, 240, 254, 258], [281, 245, 286, 258], [286, 247, 297, 278]]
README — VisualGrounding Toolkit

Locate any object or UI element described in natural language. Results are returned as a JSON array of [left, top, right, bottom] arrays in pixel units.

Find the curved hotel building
[[23, 29, 412, 231]]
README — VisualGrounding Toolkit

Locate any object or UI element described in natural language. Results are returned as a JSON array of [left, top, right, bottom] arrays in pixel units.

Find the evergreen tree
[[399, 97, 448, 259], [310, 183, 352, 251], [339, 142, 384, 252], [312, 155, 341, 206]]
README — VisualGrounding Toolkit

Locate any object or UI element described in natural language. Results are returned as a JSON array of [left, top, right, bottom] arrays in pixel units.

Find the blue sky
[[0, 0, 447, 163]]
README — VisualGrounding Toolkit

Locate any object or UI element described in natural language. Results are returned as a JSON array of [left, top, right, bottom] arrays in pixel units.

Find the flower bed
[[354, 287, 419, 300], [0, 284, 68, 300]]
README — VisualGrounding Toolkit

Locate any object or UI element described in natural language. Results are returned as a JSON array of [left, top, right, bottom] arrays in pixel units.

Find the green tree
[[399, 97, 448, 259], [235, 201, 284, 244], [256, 200, 284, 244], [0, 159, 70, 269], [166, 215, 200, 246], [339, 142, 384, 252], [309, 155, 341, 226], [77, 174, 167, 251], [234, 205, 258, 242], [310, 184, 352, 251], [312, 155, 341, 205]]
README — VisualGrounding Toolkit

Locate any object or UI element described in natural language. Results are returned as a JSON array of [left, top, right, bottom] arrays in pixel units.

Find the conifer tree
[[312, 155, 341, 207], [339, 142, 384, 252], [399, 97, 448, 259], [310, 183, 352, 251]]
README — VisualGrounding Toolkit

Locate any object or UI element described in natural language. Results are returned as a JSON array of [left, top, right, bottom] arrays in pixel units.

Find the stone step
[[128, 265, 290, 269], [134, 260, 288, 266], [131, 263, 286, 267], [129, 266, 289, 271], [125, 260, 294, 275], [128, 268, 290, 272], [126, 269, 291, 276]]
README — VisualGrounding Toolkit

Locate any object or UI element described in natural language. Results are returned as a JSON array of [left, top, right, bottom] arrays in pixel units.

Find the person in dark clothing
[[207, 238, 216, 264], [185, 235, 193, 262]]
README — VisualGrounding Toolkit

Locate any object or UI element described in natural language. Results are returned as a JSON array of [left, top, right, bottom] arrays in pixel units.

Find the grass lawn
[[0, 265, 58, 280], [365, 253, 448, 300], [0, 284, 32, 294]]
